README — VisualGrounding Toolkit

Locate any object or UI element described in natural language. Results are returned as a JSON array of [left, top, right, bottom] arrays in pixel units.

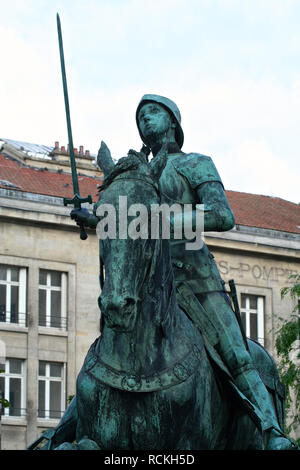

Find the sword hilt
[[64, 194, 93, 240], [63, 194, 92, 206]]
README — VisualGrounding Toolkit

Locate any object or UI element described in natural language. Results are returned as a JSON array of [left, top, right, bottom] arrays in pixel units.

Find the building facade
[[0, 138, 299, 449], [0, 139, 103, 449]]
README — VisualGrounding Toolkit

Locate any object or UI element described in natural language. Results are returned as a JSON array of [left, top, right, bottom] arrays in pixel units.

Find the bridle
[[98, 165, 171, 314]]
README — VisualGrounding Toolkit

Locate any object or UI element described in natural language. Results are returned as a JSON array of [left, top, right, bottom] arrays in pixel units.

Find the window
[[0, 265, 27, 326], [38, 361, 65, 419], [39, 270, 67, 330], [240, 294, 264, 346], [0, 358, 26, 417]]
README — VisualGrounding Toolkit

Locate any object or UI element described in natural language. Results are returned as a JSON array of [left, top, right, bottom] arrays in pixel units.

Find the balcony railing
[[0, 310, 27, 327], [38, 313, 68, 331], [37, 408, 65, 419], [1, 406, 27, 417]]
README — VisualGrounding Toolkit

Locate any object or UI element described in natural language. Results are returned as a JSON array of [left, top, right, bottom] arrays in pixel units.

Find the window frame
[[37, 361, 66, 420], [38, 270, 67, 330], [240, 293, 265, 346], [0, 358, 26, 418], [0, 265, 27, 326], [232, 284, 272, 350]]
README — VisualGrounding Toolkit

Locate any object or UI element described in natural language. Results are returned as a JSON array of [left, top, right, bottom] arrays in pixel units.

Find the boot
[[265, 428, 298, 450], [234, 367, 298, 450]]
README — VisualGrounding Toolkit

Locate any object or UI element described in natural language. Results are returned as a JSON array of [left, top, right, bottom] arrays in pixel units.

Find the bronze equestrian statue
[[28, 95, 297, 450]]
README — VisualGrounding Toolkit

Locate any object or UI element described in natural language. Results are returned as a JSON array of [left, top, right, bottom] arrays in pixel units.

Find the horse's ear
[[150, 143, 168, 182], [97, 141, 115, 177]]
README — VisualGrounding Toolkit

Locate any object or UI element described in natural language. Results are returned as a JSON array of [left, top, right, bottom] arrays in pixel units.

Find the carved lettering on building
[[217, 260, 298, 283]]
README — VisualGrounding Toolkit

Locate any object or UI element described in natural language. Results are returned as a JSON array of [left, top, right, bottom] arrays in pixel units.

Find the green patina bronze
[[27, 93, 298, 451], [57, 13, 92, 240]]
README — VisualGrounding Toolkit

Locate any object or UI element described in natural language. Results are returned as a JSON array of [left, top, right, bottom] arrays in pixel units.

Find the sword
[[56, 13, 92, 240], [228, 279, 250, 352]]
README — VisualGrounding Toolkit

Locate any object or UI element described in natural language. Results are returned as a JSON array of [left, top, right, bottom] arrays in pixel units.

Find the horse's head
[[97, 149, 168, 333]]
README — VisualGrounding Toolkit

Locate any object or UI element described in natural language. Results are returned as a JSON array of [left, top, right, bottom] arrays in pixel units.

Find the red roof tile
[[0, 153, 101, 201], [226, 190, 300, 235], [0, 153, 299, 235]]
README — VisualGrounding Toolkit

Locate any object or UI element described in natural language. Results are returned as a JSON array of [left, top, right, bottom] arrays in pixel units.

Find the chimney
[[61, 145, 66, 152], [54, 141, 59, 150], [74, 148, 78, 154], [79, 145, 84, 155], [85, 150, 90, 157]]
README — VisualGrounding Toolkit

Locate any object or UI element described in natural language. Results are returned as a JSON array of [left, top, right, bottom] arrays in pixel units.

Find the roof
[[226, 190, 300, 235], [0, 151, 299, 235], [0, 152, 101, 201], [0, 138, 96, 159], [1, 138, 54, 159]]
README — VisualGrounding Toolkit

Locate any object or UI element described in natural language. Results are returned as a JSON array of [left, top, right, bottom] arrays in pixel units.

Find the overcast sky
[[1, 0, 300, 204]]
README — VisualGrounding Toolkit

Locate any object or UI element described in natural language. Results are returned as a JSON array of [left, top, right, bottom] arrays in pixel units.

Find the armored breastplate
[[158, 153, 196, 205], [152, 152, 224, 294]]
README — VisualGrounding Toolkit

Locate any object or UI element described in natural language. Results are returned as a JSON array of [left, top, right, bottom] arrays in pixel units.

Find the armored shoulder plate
[[171, 153, 224, 189]]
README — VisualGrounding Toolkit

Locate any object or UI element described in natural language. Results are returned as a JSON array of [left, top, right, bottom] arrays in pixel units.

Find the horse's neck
[[98, 253, 191, 375]]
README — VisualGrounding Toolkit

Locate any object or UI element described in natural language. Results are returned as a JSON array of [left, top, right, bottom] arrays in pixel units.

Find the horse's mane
[[98, 150, 149, 193]]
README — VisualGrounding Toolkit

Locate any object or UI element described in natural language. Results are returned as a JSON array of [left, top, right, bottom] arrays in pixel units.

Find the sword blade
[[56, 13, 92, 241], [56, 13, 80, 201]]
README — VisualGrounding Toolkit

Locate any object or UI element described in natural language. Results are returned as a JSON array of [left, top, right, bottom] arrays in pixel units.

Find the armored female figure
[[72, 94, 296, 450]]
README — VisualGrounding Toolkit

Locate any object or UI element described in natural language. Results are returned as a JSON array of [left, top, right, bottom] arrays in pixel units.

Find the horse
[[28, 150, 285, 450]]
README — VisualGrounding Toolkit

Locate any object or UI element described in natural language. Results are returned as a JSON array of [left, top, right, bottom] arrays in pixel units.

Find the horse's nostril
[[123, 297, 136, 313], [124, 298, 135, 308], [100, 295, 136, 313]]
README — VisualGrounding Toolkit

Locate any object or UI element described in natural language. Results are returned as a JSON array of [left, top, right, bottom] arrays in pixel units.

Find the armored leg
[[196, 291, 297, 450]]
